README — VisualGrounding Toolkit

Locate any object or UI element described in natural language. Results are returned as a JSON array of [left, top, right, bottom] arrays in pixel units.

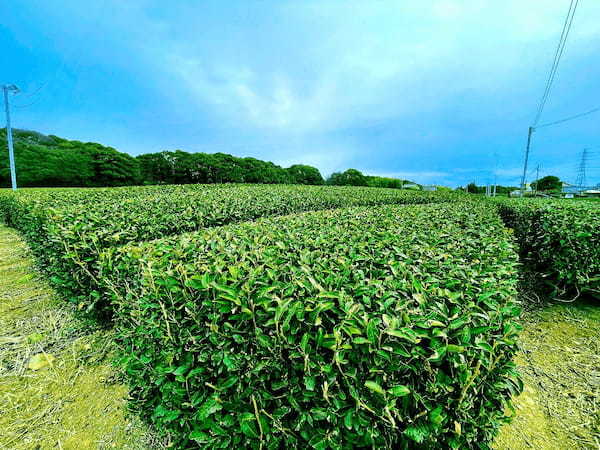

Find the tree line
[[465, 176, 562, 195], [326, 168, 416, 188], [1, 129, 417, 189], [136, 151, 324, 185], [0, 129, 141, 187]]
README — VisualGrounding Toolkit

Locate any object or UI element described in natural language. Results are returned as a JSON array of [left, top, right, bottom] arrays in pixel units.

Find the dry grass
[[495, 299, 600, 449], [0, 226, 163, 450]]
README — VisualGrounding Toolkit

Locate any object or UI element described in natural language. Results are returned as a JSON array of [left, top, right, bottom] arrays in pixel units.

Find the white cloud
[[494, 167, 523, 177], [149, 0, 600, 137], [25, 0, 600, 183], [275, 149, 355, 176]]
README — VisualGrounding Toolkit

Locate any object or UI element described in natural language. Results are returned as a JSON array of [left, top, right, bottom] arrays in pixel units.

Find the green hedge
[[495, 199, 599, 298], [100, 202, 521, 448], [0, 185, 463, 316]]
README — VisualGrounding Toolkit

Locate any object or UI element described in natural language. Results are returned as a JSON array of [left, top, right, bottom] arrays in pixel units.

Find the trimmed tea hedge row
[[101, 202, 521, 449], [494, 199, 599, 298], [0, 185, 463, 316]]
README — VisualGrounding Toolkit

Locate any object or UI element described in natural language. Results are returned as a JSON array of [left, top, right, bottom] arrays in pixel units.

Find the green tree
[[532, 176, 561, 192], [466, 182, 478, 193], [0, 129, 139, 187], [136, 152, 174, 184], [327, 169, 367, 186], [287, 165, 324, 185], [365, 176, 412, 189]]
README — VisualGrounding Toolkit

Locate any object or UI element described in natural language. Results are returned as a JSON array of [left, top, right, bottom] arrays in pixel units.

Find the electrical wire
[[536, 105, 600, 128], [532, 0, 579, 127], [11, 0, 110, 113], [533, 0, 574, 125]]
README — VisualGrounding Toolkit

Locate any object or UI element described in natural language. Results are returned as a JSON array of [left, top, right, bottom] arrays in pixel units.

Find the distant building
[[562, 181, 600, 196], [562, 182, 579, 194], [584, 189, 600, 197], [422, 185, 437, 191], [509, 183, 532, 197], [403, 183, 421, 190]]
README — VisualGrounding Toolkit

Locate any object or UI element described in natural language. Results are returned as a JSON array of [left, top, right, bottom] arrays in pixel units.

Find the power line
[[11, 0, 110, 113], [10, 68, 65, 110], [12, 94, 46, 110], [520, 0, 581, 195], [536, 105, 600, 128], [532, 0, 579, 127]]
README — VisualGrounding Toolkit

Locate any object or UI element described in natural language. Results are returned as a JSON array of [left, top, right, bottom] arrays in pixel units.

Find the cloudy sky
[[2, 0, 600, 186]]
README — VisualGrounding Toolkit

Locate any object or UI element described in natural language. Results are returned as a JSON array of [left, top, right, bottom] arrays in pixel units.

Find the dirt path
[[0, 226, 159, 450], [495, 300, 600, 449]]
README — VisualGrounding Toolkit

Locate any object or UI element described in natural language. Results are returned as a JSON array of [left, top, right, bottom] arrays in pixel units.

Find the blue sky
[[2, 0, 600, 187]]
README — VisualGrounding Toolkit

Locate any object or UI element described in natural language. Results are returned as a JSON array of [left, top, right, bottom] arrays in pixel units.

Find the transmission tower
[[574, 148, 589, 193]]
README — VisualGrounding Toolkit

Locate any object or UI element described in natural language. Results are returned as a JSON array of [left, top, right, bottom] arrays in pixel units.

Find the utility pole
[[3, 84, 20, 191], [534, 165, 539, 195], [520, 126, 535, 197]]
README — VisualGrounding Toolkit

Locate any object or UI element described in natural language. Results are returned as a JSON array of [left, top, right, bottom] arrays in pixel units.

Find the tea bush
[[0, 185, 463, 316], [495, 199, 599, 298], [101, 202, 521, 448]]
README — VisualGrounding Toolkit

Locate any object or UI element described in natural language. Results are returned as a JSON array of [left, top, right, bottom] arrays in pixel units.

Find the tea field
[[0, 184, 598, 448]]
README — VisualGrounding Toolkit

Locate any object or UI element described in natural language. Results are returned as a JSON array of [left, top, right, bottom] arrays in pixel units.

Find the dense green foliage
[[365, 175, 410, 189], [465, 183, 517, 195], [327, 169, 368, 186], [327, 169, 414, 189], [531, 176, 561, 192], [0, 129, 141, 187], [2, 129, 424, 189], [0, 185, 460, 317], [494, 198, 599, 298], [136, 151, 324, 185], [100, 202, 521, 449], [287, 164, 325, 185]]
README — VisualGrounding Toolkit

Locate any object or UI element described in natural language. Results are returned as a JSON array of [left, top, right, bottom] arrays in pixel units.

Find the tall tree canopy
[[327, 169, 413, 189], [2, 129, 415, 189], [0, 129, 140, 187], [532, 176, 561, 192], [135, 151, 321, 185], [287, 164, 325, 185], [327, 169, 368, 186]]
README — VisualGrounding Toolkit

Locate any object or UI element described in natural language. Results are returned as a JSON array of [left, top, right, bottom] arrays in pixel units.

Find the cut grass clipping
[[0, 226, 159, 449], [101, 202, 521, 448], [494, 300, 600, 449], [0, 184, 462, 319]]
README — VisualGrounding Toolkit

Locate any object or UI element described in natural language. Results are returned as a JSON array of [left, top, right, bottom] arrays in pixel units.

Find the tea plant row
[[494, 198, 599, 299], [0, 184, 461, 317]]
